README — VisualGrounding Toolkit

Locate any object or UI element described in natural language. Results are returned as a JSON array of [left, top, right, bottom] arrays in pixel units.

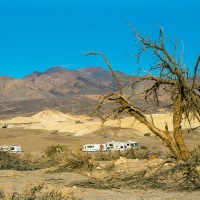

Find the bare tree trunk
[[123, 97, 186, 160], [173, 94, 190, 160]]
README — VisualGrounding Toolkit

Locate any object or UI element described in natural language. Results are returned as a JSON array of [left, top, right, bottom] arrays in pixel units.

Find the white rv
[[82, 143, 106, 152], [106, 141, 127, 151], [0, 145, 21, 153]]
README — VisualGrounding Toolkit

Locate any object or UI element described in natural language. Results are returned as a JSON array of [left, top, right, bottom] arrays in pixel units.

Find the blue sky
[[0, 0, 199, 78]]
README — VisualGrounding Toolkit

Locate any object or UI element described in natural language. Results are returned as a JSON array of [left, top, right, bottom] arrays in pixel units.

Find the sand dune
[[0, 109, 199, 136]]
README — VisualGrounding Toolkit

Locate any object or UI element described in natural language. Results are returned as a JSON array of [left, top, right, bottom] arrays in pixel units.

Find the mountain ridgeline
[[0, 66, 167, 118], [1, 66, 120, 100]]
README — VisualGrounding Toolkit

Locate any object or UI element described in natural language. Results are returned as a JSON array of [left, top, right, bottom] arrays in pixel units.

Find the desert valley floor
[[0, 110, 200, 199]]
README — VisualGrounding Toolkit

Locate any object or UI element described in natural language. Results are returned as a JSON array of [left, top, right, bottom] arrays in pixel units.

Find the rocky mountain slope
[[0, 66, 168, 118], [0, 66, 122, 102]]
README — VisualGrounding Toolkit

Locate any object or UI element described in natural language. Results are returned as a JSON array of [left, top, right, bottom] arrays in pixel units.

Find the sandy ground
[[0, 109, 200, 199], [0, 109, 199, 153], [0, 165, 200, 200]]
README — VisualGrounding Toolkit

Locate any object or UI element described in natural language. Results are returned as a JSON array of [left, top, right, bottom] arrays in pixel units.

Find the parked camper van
[[0, 145, 21, 153], [82, 143, 106, 152], [106, 141, 127, 151]]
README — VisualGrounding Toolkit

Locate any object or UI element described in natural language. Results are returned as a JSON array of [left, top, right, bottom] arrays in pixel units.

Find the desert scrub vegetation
[[0, 144, 151, 172], [43, 144, 93, 172], [44, 144, 73, 165], [43, 144, 157, 174], [74, 146, 200, 191], [93, 148, 153, 160], [1, 144, 199, 191], [0, 151, 43, 171], [0, 179, 78, 200]]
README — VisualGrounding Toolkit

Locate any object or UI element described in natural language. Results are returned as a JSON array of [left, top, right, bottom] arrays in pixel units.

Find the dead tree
[[85, 25, 200, 161]]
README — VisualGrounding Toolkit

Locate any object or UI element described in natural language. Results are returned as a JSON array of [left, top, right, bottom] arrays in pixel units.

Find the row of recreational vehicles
[[82, 140, 139, 152]]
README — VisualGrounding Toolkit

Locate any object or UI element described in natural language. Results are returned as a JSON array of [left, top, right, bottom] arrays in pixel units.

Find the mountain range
[[0, 66, 119, 101], [0, 66, 168, 118]]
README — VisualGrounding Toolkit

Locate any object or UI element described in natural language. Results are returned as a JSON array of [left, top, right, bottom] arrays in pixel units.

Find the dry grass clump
[[0, 151, 42, 171], [0, 150, 58, 171], [0, 190, 4, 199], [44, 144, 73, 165], [91, 151, 120, 161], [43, 145, 93, 172], [0, 180, 78, 200], [92, 148, 151, 161], [55, 150, 95, 173], [122, 148, 150, 159]]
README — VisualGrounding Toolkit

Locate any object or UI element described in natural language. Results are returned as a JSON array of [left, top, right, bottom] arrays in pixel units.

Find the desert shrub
[[124, 147, 166, 160], [21, 152, 48, 170], [55, 150, 93, 172], [0, 180, 78, 200], [121, 149, 149, 159], [86, 149, 150, 161], [39, 188, 77, 200], [44, 144, 70, 158], [0, 151, 38, 171], [91, 151, 120, 161], [24, 179, 44, 196], [0, 190, 4, 199], [43, 145, 93, 172], [144, 133, 151, 137], [140, 145, 148, 150], [190, 145, 200, 162], [0, 151, 47, 171], [44, 144, 72, 165], [75, 120, 83, 124]]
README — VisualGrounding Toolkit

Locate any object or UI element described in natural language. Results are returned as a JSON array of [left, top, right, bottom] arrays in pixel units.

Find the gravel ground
[[0, 167, 200, 199], [74, 188, 200, 200]]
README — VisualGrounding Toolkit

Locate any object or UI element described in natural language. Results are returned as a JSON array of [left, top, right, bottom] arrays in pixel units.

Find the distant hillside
[[0, 66, 169, 118], [1, 66, 130, 102]]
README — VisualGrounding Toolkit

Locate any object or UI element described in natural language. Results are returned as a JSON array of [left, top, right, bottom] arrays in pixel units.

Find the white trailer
[[0, 145, 21, 153], [82, 143, 106, 152], [106, 141, 127, 151]]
